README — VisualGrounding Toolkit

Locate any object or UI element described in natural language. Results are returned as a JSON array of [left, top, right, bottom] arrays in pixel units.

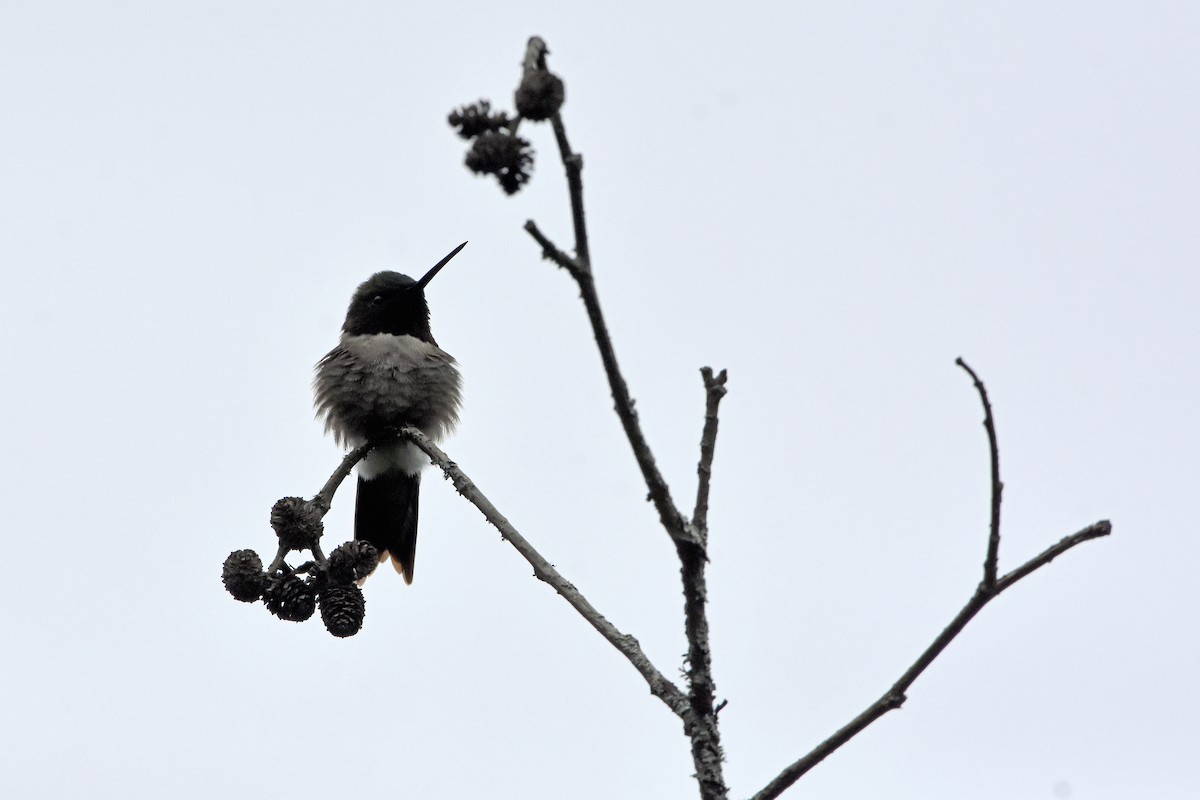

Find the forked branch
[[748, 362, 1111, 800]]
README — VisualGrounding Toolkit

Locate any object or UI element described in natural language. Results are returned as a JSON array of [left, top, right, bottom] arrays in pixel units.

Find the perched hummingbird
[[313, 242, 466, 583]]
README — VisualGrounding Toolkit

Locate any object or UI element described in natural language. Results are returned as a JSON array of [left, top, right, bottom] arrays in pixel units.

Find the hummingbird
[[313, 242, 466, 583]]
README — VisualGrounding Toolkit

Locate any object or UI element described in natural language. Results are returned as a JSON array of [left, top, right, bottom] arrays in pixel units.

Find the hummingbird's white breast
[[314, 332, 462, 477]]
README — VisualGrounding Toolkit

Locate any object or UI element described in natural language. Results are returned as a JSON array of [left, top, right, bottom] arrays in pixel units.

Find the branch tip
[[956, 357, 1003, 588]]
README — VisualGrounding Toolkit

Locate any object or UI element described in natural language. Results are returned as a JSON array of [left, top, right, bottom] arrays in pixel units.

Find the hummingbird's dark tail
[[354, 471, 420, 584]]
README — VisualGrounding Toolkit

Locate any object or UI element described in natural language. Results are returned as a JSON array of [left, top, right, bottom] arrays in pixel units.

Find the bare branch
[[310, 441, 373, 514], [524, 219, 581, 276], [523, 90, 699, 551], [693, 367, 728, 538], [750, 361, 1108, 800], [749, 521, 1109, 800], [548, 111, 591, 268], [996, 520, 1112, 591], [955, 357, 1003, 589], [681, 554, 725, 792], [676, 367, 732, 799], [680, 535, 725, 796], [574, 261, 699, 547], [750, 693, 905, 800], [398, 425, 692, 720]]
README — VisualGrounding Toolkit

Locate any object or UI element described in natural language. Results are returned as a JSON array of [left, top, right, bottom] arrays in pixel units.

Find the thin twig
[[524, 219, 581, 276], [548, 110, 590, 269], [265, 546, 291, 576], [311, 441, 374, 514], [996, 521, 1112, 591], [693, 367, 728, 539], [398, 426, 693, 720], [955, 357, 1003, 589]]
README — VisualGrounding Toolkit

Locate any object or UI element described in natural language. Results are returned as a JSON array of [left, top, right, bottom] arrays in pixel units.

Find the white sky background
[[1, 2, 1196, 798]]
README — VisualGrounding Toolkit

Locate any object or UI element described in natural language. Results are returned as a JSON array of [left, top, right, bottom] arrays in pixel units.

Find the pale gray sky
[[2, 2, 1197, 798]]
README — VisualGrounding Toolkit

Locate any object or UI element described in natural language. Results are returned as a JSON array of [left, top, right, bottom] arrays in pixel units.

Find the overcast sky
[[2, 2, 1197, 798]]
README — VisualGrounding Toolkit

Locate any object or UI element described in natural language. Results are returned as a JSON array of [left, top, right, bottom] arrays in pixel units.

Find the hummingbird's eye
[[371, 295, 384, 306]]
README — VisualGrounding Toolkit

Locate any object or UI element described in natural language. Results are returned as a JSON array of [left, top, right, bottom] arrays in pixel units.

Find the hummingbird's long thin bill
[[416, 241, 468, 290]]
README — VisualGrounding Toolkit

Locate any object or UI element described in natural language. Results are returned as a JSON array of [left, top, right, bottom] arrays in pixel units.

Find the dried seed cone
[[270, 497, 324, 551], [264, 573, 316, 622], [447, 100, 511, 140], [222, 549, 266, 602], [320, 584, 366, 638], [464, 131, 534, 195], [328, 540, 379, 585], [515, 70, 565, 121]]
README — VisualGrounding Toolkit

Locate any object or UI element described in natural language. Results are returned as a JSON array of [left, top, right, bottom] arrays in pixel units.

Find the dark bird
[[313, 242, 466, 583]]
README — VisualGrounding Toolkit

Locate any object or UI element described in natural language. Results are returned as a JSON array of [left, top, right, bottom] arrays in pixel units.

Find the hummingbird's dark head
[[340, 242, 466, 342]]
